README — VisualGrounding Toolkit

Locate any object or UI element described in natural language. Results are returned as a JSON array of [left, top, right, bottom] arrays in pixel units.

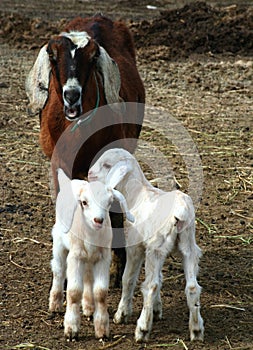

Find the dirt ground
[[0, 1, 252, 349]]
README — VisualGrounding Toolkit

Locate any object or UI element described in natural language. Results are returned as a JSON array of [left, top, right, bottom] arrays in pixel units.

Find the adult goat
[[25, 14, 145, 286]]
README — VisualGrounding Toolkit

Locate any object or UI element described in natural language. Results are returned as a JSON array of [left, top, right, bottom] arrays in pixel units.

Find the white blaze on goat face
[[61, 31, 91, 56], [60, 31, 91, 120], [62, 77, 82, 120]]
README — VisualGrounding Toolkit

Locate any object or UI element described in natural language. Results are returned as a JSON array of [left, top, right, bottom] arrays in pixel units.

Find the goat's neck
[[118, 168, 161, 209]]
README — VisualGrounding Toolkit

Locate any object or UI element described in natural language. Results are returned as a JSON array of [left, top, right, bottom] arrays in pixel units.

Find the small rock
[[0, 82, 9, 88]]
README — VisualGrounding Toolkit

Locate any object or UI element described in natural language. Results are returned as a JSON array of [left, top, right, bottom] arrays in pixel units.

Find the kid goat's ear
[[106, 160, 132, 189], [112, 189, 135, 223], [55, 168, 77, 234]]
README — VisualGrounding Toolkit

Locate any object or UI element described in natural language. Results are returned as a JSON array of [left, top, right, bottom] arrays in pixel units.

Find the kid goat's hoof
[[64, 328, 79, 342]]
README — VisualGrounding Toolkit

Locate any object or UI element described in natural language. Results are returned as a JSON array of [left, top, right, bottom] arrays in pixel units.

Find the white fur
[[49, 169, 133, 340], [25, 44, 50, 114], [61, 31, 90, 51], [88, 148, 204, 342]]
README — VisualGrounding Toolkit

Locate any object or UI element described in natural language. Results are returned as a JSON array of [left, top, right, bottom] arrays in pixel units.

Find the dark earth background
[[0, 1, 252, 349]]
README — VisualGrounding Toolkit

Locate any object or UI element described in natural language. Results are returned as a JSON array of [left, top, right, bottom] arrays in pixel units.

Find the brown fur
[[67, 289, 83, 305]]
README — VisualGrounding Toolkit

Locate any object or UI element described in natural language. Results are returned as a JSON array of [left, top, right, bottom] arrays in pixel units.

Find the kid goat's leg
[[135, 248, 166, 342], [49, 225, 68, 313], [64, 248, 85, 341], [114, 244, 145, 324], [92, 250, 111, 339], [179, 226, 204, 341], [82, 264, 94, 319]]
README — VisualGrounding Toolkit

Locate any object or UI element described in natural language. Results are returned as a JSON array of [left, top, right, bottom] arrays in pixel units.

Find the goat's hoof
[[190, 329, 204, 341], [64, 322, 80, 342], [113, 312, 128, 324], [95, 332, 110, 340], [98, 335, 109, 344], [135, 327, 150, 343], [64, 329, 79, 342], [190, 318, 204, 341]]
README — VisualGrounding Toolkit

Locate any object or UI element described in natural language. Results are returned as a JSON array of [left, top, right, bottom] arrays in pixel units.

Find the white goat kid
[[49, 168, 133, 341], [88, 148, 204, 342]]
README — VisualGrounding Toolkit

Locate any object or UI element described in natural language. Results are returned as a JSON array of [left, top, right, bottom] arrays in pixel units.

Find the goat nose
[[64, 89, 80, 105], [94, 217, 104, 225]]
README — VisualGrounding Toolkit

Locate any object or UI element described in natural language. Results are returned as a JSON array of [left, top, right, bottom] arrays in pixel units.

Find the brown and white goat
[[25, 14, 145, 286]]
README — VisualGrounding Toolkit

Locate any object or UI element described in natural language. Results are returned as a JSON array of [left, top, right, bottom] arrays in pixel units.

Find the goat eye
[[81, 200, 88, 206], [48, 51, 56, 61], [103, 163, 111, 169]]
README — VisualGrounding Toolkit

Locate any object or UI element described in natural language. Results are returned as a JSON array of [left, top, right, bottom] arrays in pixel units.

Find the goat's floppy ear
[[56, 169, 77, 234], [112, 189, 134, 223], [106, 160, 133, 189], [25, 44, 50, 115], [96, 46, 124, 112]]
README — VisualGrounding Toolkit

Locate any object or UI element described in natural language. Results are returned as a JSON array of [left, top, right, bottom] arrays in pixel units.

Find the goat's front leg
[[49, 225, 68, 313], [92, 250, 111, 339], [82, 264, 94, 319], [64, 249, 85, 341], [135, 248, 165, 342], [179, 228, 204, 341], [114, 244, 145, 324]]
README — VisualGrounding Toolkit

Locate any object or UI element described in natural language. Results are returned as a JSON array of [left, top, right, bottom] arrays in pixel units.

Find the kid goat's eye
[[104, 163, 111, 169], [82, 200, 88, 206]]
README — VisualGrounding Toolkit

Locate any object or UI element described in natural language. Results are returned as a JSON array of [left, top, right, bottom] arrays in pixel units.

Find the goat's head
[[88, 148, 134, 187], [55, 168, 134, 234], [47, 32, 99, 121], [26, 30, 122, 118], [71, 180, 114, 230]]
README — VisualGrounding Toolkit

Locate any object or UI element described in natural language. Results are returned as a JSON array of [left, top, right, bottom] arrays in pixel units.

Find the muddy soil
[[0, 1, 252, 350]]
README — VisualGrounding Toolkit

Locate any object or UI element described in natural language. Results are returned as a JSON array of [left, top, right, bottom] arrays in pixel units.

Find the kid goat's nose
[[94, 217, 104, 225]]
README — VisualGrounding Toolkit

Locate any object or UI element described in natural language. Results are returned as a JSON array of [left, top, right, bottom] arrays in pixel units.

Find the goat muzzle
[[63, 88, 82, 120], [93, 217, 104, 230], [64, 105, 82, 121]]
